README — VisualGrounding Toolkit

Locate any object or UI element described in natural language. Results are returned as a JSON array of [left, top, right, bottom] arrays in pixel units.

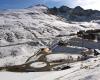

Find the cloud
[[74, 0, 100, 10]]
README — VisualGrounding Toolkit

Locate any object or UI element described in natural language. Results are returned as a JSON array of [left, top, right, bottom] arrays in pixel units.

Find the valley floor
[[0, 55, 100, 80]]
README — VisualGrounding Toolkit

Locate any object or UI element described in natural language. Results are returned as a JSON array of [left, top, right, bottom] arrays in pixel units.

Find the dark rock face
[[59, 6, 71, 13], [71, 6, 84, 16], [48, 7, 58, 15], [48, 6, 100, 21]]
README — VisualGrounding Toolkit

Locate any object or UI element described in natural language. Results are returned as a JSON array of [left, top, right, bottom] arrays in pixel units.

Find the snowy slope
[[0, 5, 100, 80], [0, 55, 100, 80], [0, 5, 99, 67]]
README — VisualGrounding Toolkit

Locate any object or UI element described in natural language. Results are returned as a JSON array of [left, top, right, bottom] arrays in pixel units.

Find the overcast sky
[[0, 0, 99, 10]]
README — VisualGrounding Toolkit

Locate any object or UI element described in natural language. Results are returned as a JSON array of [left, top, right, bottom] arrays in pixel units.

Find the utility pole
[[94, 34, 98, 49], [81, 35, 84, 48]]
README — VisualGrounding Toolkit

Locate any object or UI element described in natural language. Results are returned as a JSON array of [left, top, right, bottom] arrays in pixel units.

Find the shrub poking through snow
[[80, 62, 91, 69], [11, 50, 17, 57], [5, 33, 15, 42]]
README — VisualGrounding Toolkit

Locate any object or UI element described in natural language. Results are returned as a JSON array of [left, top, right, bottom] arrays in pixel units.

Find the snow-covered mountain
[[0, 4, 100, 80], [48, 6, 100, 21], [0, 4, 100, 66]]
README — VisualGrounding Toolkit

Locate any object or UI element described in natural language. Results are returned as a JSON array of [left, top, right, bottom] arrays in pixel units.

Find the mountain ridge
[[48, 5, 100, 21], [1, 4, 100, 22], [0, 4, 100, 67]]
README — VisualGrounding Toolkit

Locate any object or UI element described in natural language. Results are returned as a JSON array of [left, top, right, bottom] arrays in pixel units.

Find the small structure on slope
[[94, 49, 100, 56]]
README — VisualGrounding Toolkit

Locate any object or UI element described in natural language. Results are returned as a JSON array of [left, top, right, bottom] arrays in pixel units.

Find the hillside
[[48, 6, 100, 21], [0, 4, 100, 80]]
